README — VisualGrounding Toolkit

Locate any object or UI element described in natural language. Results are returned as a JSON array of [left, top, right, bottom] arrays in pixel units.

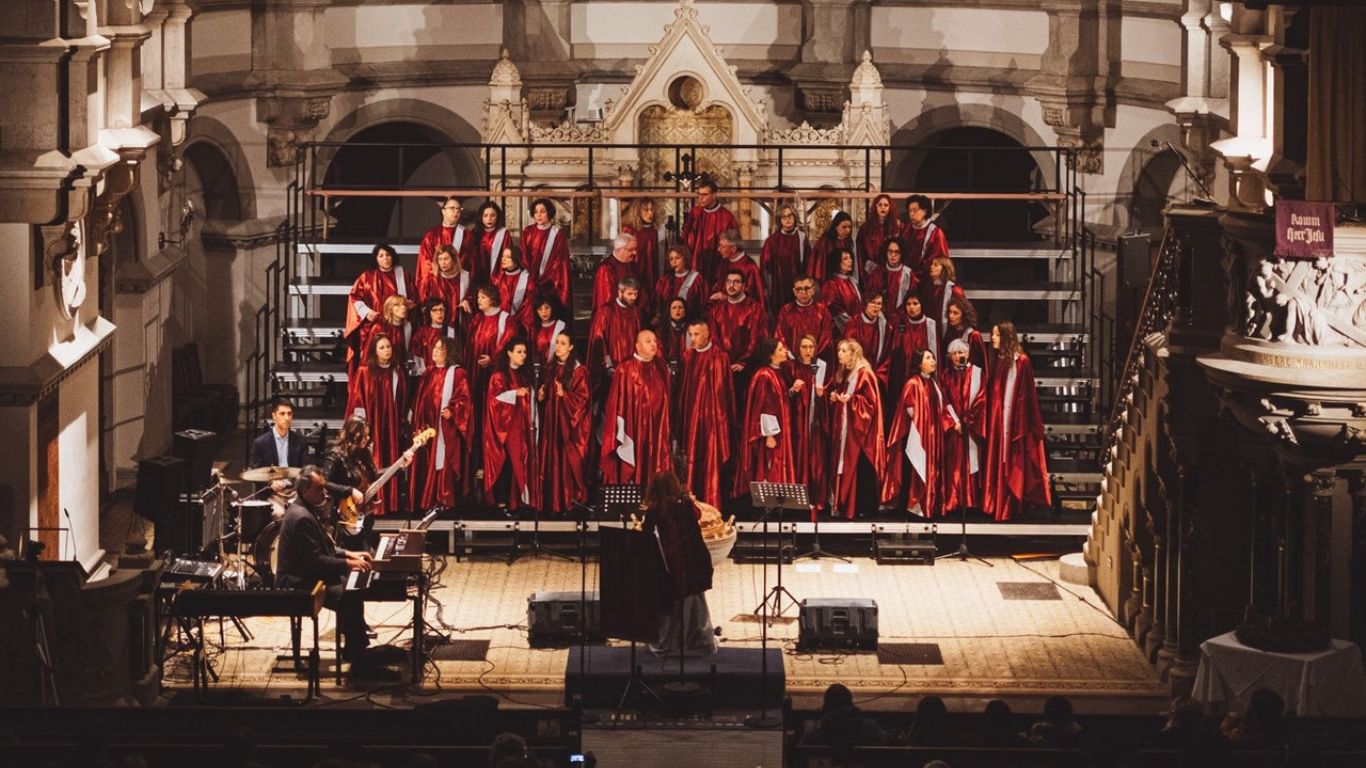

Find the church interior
[[2, 1, 1366, 766]]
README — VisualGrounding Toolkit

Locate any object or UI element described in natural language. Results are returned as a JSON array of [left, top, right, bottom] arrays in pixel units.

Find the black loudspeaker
[[173, 429, 217, 492], [798, 597, 879, 651], [527, 591, 603, 647], [1118, 233, 1152, 289], [135, 456, 185, 524]]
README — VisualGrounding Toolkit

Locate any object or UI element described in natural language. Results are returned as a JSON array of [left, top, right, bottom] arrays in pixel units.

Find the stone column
[[1307, 471, 1337, 626]]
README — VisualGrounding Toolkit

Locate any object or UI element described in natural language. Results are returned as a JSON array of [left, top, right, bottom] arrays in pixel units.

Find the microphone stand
[[938, 365, 992, 567]]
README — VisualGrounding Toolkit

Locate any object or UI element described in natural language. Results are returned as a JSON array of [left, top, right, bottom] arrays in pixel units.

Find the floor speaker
[[798, 597, 879, 651], [173, 429, 217, 492], [528, 591, 603, 647], [135, 456, 184, 524]]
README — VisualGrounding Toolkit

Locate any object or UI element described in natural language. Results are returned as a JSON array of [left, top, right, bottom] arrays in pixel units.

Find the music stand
[[937, 419, 992, 567], [599, 484, 643, 523], [749, 482, 806, 621], [599, 524, 671, 725]]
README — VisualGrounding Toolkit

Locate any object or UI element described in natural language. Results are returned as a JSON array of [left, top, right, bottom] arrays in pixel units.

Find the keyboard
[[373, 530, 425, 573], [172, 583, 325, 619], [162, 558, 224, 584]]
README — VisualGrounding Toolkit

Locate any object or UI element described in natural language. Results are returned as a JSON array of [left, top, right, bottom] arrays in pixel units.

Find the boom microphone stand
[[937, 394, 992, 567]]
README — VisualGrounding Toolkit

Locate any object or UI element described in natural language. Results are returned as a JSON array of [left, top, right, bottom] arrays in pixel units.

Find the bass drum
[[252, 519, 284, 587]]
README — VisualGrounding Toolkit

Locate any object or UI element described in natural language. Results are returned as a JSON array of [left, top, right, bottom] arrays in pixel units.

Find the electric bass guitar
[[336, 428, 436, 535]]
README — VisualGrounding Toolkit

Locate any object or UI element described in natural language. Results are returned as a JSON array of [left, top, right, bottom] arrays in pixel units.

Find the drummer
[[250, 397, 309, 474]]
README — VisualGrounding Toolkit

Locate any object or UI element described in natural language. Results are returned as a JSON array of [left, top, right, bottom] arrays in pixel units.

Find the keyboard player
[[274, 466, 393, 681]]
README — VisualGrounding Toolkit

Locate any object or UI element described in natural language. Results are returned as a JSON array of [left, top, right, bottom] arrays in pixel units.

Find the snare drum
[[233, 500, 274, 543]]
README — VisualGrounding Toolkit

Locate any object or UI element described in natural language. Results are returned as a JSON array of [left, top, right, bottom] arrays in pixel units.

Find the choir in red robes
[[345, 347, 408, 514], [345, 254, 414, 377], [409, 359, 472, 506], [982, 349, 1052, 521], [944, 324, 989, 374], [828, 351, 884, 519], [760, 225, 809, 316], [483, 359, 535, 509], [678, 334, 735, 507], [734, 360, 795, 494], [682, 202, 738, 280], [925, 274, 966, 351], [941, 356, 986, 513], [600, 341, 673, 487], [537, 355, 591, 514], [409, 321, 456, 376], [811, 213, 856, 282], [465, 304, 517, 459], [521, 222, 572, 310], [882, 369, 954, 518], [902, 197, 949, 284], [534, 317, 567, 366], [588, 296, 644, 396]]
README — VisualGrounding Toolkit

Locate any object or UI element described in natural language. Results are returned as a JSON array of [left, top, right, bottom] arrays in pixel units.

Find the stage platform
[[158, 555, 1167, 714]]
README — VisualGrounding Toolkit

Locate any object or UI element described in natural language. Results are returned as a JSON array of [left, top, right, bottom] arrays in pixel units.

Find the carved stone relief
[[1244, 255, 1366, 348]]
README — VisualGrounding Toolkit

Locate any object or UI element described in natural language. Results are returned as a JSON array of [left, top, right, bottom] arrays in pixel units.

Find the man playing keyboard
[[275, 467, 394, 681]]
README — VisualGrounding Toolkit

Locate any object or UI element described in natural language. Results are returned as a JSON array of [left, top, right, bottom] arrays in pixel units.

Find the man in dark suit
[[250, 397, 309, 474]]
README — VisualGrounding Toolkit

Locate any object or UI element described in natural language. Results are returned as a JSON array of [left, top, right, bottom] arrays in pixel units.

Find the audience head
[[983, 699, 1013, 728], [1167, 697, 1205, 732], [1043, 695, 1075, 725], [406, 753, 440, 768], [644, 468, 687, 511], [1245, 688, 1285, 732], [822, 683, 855, 713], [487, 732, 529, 768]]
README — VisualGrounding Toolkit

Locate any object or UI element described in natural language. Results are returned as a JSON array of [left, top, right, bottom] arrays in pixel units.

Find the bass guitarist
[[322, 417, 414, 550]]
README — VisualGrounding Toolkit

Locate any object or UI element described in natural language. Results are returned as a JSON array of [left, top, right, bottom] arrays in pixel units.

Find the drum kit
[[204, 466, 301, 588]]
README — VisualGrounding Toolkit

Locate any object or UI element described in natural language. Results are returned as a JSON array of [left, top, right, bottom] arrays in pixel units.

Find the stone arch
[[322, 97, 484, 186], [182, 116, 258, 221], [887, 103, 1056, 192], [1111, 124, 1188, 233]]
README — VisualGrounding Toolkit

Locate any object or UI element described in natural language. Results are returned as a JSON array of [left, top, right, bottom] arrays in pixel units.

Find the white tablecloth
[[1193, 630, 1366, 717]]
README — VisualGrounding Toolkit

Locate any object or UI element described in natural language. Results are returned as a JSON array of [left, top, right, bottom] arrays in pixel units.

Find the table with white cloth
[[1192, 630, 1366, 717]]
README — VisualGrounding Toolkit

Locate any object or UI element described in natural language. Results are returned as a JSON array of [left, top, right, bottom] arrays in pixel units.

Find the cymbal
[[239, 466, 301, 483]]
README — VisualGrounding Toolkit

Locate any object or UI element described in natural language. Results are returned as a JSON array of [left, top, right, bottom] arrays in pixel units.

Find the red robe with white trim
[[842, 312, 893, 388], [623, 222, 666, 296], [828, 366, 884, 519], [587, 299, 644, 397], [409, 363, 472, 506], [734, 364, 795, 495], [492, 267, 535, 337], [592, 255, 642, 314], [811, 235, 855, 283], [924, 280, 967, 352], [417, 223, 475, 287], [706, 294, 768, 369], [408, 323, 457, 375], [600, 354, 673, 487], [711, 251, 765, 310], [465, 308, 516, 449], [521, 223, 572, 311], [678, 343, 735, 507], [940, 362, 987, 512], [483, 365, 535, 508], [761, 229, 810, 316], [857, 216, 901, 277], [536, 359, 591, 513], [345, 266, 414, 377], [982, 353, 1052, 521], [863, 262, 918, 312], [889, 313, 938, 410], [474, 226, 509, 285], [533, 319, 567, 367], [902, 221, 949, 285], [682, 204, 738, 280], [654, 270, 707, 324], [821, 274, 862, 333], [345, 362, 408, 514], [419, 270, 473, 334], [882, 374, 954, 518], [942, 325, 989, 375], [784, 358, 831, 518]]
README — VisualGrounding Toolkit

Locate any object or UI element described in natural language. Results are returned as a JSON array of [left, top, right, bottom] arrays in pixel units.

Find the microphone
[[1150, 140, 1216, 203], [62, 507, 77, 560]]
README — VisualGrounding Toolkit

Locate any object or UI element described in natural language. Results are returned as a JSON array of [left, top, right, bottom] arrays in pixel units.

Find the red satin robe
[[483, 365, 535, 508], [682, 204, 738, 280], [592, 256, 642, 314], [419, 270, 473, 334], [902, 221, 949, 285], [533, 319, 567, 367], [889, 313, 938, 406], [492, 268, 534, 337], [409, 363, 472, 506], [359, 319, 411, 371], [761, 228, 810, 316], [679, 343, 735, 507], [655, 318, 689, 368], [624, 223, 667, 294], [417, 224, 475, 288], [842, 312, 893, 387], [882, 374, 954, 518], [982, 353, 1052, 521], [706, 294, 768, 368], [784, 358, 831, 518], [821, 274, 862, 332], [474, 226, 510, 285], [408, 323, 457, 375], [711, 251, 765, 310], [941, 362, 987, 512], [536, 359, 591, 513], [521, 223, 572, 310], [828, 366, 884, 519], [863, 263, 918, 312], [942, 325, 989, 374], [734, 364, 795, 495], [345, 363, 408, 514], [811, 236, 855, 283], [345, 266, 414, 377], [465, 308, 516, 447], [924, 280, 967, 351], [857, 216, 901, 277], [600, 354, 673, 487], [654, 270, 707, 323], [775, 300, 835, 363], [587, 299, 643, 396]]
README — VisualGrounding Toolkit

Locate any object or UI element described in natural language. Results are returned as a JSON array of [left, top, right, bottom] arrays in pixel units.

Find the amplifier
[[798, 597, 878, 651], [527, 591, 603, 647], [173, 429, 217, 492]]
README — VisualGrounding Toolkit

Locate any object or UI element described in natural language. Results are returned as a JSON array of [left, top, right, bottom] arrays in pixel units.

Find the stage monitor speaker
[[798, 597, 878, 651], [1118, 233, 1152, 289], [173, 429, 217, 492], [527, 591, 603, 647], [135, 455, 185, 523]]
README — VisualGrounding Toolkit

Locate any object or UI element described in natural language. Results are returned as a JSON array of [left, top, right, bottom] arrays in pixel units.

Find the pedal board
[[872, 533, 937, 565]]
